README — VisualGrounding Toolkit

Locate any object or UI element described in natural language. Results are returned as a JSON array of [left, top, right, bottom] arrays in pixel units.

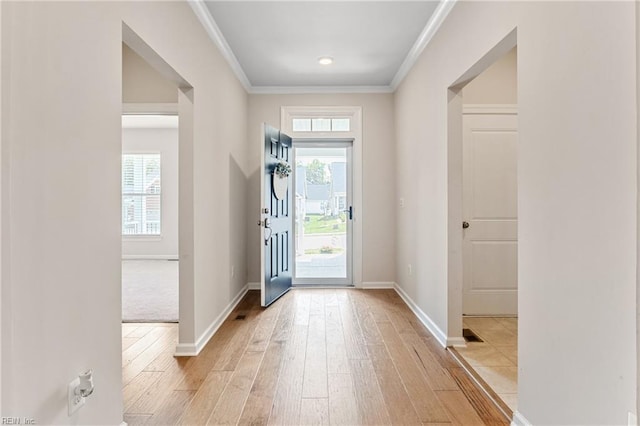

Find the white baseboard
[[393, 283, 448, 348], [511, 411, 532, 426], [121, 422, 128, 426], [447, 336, 467, 347], [174, 342, 198, 357], [361, 281, 396, 289], [122, 255, 179, 260], [247, 282, 260, 290], [174, 285, 249, 356]]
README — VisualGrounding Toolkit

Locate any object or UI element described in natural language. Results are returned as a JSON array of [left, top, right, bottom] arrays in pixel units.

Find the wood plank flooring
[[122, 289, 509, 425]]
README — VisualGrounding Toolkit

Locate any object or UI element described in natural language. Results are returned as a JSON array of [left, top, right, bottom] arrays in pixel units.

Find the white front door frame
[[281, 106, 363, 288]]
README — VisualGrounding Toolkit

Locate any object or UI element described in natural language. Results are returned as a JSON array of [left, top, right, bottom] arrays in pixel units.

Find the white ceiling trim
[[189, 0, 456, 95], [250, 85, 394, 95], [390, 0, 458, 90], [188, 0, 252, 91]]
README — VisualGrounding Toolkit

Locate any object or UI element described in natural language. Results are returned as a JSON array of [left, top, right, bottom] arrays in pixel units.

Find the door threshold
[[292, 284, 355, 289]]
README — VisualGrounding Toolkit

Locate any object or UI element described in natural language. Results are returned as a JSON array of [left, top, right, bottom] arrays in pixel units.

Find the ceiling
[[192, 1, 455, 93]]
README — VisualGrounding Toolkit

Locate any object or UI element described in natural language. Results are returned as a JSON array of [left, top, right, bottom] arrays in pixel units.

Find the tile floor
[[457, 316, 518, 412]]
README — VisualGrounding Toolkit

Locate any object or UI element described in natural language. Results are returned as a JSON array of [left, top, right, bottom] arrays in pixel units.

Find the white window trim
[[281, 106, 363, 288], [122, 103, 178, 115]]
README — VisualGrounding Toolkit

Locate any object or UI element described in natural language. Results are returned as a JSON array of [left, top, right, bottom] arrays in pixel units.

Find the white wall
[[395, 2, 636, 424], [247, 93, 396, 286], [462, 47, 517, 105], [123, 43, 178, 104], [122, 122, 179, 259], [1, 1, 248, 424]]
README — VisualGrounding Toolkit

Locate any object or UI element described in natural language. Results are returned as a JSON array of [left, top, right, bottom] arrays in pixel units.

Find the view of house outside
[[295, 147, 348, 278]]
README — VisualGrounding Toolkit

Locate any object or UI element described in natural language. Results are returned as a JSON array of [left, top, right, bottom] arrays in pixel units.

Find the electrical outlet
[[408, 264, 412, 276], [68, 378, 85, 416], [399, 198, 405, 208]]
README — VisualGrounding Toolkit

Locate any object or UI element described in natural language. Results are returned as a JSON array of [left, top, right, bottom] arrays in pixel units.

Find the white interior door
[[462, 112, 518, 315]]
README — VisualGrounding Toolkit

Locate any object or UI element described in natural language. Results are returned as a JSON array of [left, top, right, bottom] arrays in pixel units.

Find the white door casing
[[281, 106, 363, 288], [462, 109, 518, 315]]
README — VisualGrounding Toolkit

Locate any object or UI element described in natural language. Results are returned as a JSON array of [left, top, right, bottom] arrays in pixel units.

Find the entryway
[[258, 106, 364, 306]]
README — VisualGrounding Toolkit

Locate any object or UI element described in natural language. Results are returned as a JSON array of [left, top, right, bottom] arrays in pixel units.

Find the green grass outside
[[303, 214, 346, 235], [304, 247, 345, 255]]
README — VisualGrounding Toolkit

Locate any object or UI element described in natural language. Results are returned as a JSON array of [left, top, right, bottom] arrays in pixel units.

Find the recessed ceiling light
[[318, 56, 334, 66]]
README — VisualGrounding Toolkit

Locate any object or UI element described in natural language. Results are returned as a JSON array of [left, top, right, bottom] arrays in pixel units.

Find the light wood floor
[[122, 289, 509, 425]]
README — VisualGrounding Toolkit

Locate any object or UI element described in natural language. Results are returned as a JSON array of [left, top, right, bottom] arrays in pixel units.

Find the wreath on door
[[272, 161, 291, 200]]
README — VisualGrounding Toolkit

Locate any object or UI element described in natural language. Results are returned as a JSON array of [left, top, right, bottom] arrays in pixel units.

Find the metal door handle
[[261, 218, 272, 245], [462, 221, 470, 229], [343, 206, 353, 220]]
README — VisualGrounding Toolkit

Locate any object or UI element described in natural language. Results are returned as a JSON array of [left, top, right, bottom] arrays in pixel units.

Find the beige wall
[[1, 1, 248, 423], [247, 94, 396, 285], [123, 43, 178, 103], [395, 2, 636, 424], [462, 47, 517, 104]]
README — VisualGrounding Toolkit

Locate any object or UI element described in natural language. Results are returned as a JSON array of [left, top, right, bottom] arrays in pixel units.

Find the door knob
[[462, 221, 470, 229]]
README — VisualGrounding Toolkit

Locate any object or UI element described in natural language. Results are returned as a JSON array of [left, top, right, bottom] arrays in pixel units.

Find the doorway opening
[[446, 29, 519, 420], [121, 26, 197, 424], [280, 106, 363, 287], [121, 114, 179, 323], [293, 141, 353, 285]]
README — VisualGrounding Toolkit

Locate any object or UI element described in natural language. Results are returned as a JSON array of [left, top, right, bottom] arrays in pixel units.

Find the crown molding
[[390, 0, 458, 90], [249, 85, 394, 95], [188, 0, 252, 92], [189, 0, 456, 95]]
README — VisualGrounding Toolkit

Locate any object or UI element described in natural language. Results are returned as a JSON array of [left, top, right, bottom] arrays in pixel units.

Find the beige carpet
[[122, 260, 178, 322]]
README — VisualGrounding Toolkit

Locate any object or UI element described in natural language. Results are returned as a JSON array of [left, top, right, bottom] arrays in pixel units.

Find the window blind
[[122, 154, 161, 235]]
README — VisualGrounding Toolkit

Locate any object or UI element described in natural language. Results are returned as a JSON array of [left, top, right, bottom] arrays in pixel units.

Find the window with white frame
[[122, 153, 161, 235], [292, 117, 351, 132]]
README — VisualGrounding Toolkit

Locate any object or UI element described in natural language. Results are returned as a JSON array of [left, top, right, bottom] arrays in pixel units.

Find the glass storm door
[[293, 141, 353, 286]]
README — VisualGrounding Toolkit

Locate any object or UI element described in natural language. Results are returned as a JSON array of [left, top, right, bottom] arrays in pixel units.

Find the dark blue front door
[[260, 124, 293, 306]]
